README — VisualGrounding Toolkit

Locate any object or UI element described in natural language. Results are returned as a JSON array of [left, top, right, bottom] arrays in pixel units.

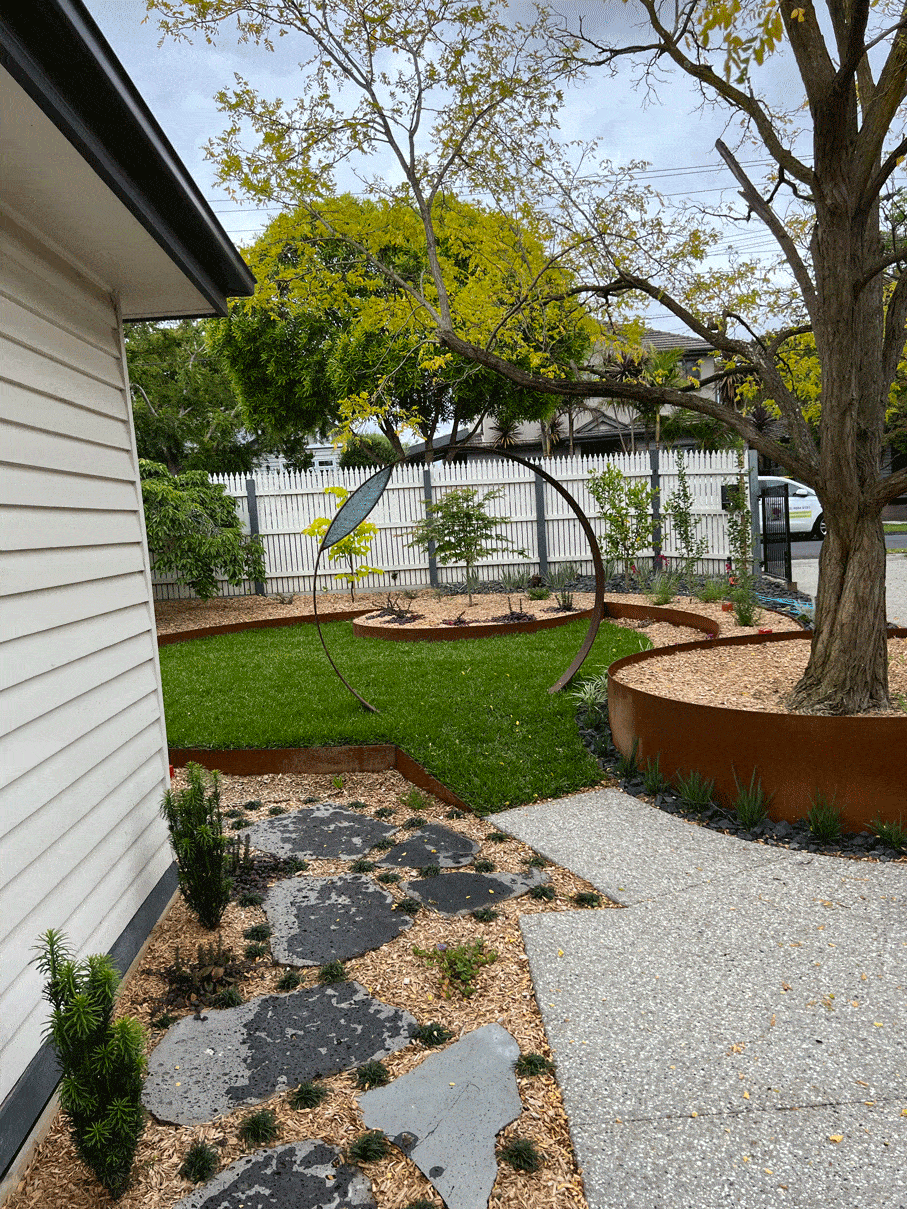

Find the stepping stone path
[[377, 822, 479, 869], [264, 874, 412, 966], [152, 801, 541, 1207], [402, 869, 548, 916], [172, 1140, 375, 1209], [143, 984, 416, 1125], [243, 803, 397, 860], [359, 1024, 522, 1209]]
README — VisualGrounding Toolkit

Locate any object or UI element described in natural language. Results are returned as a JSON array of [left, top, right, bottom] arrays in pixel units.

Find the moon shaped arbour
[[312, 454, 606, 712]]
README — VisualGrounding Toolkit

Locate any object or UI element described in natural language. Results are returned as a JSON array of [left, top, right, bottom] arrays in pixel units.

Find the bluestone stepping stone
[[359, 1024, 522, 1209], [377, 823, 479, 869], [171, 1140, 375, 1209], [143, 983, 416, 1125], [264, 874, 412, 965], [243, 804, 397, 860], [402, 869, 547, 915]]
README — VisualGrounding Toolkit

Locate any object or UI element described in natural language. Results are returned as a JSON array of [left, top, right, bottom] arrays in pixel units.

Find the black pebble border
[[435, 571, 816, 626], [578, 711, 905, 863]]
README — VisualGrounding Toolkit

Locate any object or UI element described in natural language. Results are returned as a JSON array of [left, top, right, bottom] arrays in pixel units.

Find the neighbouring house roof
[[0, 0, 255, 318], [636, 328, 714, 355]]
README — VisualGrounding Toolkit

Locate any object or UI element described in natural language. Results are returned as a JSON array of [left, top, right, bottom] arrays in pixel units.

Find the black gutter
[[0, 0, 255, 316]]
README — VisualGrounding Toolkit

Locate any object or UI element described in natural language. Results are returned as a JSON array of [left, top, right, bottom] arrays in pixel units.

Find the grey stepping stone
[[244, 804, 397, 860], [360, 1024, 521, 1209], [264, 875, 412, 966], [172, 1140, 375, 1209], [377, 823, 479, 869], [402, 869, 547, 915], [144, 983, 416, 1125]]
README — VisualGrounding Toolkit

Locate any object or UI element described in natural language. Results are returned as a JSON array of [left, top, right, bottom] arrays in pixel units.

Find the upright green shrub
[[161, 763, 232, 928], [724, 447, 759, 626], [664, 450, 709, 588], [587, 464, 654, 591], [33, 930, 146, 1199]]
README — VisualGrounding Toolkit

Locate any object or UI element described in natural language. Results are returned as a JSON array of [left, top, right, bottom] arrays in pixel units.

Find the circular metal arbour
[[312, 453, 606, 711]]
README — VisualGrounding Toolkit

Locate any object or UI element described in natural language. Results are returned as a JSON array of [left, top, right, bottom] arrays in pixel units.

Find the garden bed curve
[[607, 628, 907, 831]]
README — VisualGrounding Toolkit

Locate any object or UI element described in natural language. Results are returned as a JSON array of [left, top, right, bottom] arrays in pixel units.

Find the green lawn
[[159, 619, 649, 814], [884, 521, 907, 533]]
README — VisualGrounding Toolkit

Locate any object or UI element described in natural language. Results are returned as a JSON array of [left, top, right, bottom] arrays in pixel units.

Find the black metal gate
[[760, 483, 792, 582]]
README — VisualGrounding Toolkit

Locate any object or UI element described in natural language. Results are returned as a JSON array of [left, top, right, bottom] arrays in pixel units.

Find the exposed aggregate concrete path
[[494, 786, 907, 1209]]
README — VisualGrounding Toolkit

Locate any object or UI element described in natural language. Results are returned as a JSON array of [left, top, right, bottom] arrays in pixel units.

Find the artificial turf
[[159, 619, 650, 814]]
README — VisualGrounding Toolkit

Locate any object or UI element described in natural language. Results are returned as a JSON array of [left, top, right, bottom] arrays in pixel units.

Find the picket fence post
[[245, 477, 266, 595]]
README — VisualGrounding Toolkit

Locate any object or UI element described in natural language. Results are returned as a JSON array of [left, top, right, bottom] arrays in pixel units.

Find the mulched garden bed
[[8, 769, 610, 1209]]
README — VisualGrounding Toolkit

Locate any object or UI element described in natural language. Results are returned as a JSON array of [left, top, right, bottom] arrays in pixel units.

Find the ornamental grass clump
[[290, 1080, 328, 1110], [161, 762, 231, 929], [347, 1131, 389, 1163], [642, 754, 668, 796], [869, 814, 907, 851], [807, 792, 843, 842], [733, 769, 771, 830], [237, 1108, 279, 1149], [180, 1141, 219, 1184], [675, 769, 715, 814], [33, 930, 146, 1199], [498, 1136, 543, 1172]]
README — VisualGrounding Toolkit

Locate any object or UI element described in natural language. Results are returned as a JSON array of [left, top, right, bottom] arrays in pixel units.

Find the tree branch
[[870, 464, 907, 506], [435, 328, 817, 481], [716, 140, 818, 321], [574, 0, 815, 190]]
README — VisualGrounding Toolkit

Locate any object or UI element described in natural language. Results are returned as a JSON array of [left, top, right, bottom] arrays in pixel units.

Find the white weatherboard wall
[[0, 212, 172, 1103]]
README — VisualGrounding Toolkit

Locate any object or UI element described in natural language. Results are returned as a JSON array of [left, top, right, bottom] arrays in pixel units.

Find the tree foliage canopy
[[151, 0, 907, 711], [209, 193, 594, 459], [126, 320, 314, 474]]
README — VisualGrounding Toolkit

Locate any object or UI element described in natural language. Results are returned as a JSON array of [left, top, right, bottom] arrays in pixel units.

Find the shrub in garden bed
[[34, 930, 146, 1199]]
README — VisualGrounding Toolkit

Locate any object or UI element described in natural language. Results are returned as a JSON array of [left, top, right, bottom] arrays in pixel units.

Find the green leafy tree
[[150, 0, 907, 712], [587, 464, 655, 592], [303, 486, 383, 599], [127, 320, 314, 474], [408, 487, 525, 603], [140, 460, 266, 599], [32, 931, 146, 1199], [209, 196, 592, 463]]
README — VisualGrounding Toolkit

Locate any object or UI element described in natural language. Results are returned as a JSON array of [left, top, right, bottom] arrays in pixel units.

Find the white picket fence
[[151, 450, 748, 600]]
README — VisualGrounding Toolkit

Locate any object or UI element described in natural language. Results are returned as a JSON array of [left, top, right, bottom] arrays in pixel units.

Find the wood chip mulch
[[7, 770, 607, 1209]]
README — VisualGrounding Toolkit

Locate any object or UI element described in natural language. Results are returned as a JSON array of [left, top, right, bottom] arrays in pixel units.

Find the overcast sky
[[90, 0, 806, 333]]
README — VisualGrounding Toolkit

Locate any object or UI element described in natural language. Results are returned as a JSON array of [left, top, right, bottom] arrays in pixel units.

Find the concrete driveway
[[791, 553, 907, 627]]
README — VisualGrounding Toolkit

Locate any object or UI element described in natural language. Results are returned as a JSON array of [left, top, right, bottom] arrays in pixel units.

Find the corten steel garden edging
[[602, 600, 720, 638], [352, 607, 595, 643], [352, 599, 722, 644], [157, 609, 372, 646], [607, 628, 907, 832], [168, 745, 472, 813]]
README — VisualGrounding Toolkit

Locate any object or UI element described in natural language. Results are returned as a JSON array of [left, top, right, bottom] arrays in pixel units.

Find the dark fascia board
[[0, 0, 255, 317]]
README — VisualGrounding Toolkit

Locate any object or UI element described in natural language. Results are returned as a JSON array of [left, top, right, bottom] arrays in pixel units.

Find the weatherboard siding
[[0, 215, 171, 1103]]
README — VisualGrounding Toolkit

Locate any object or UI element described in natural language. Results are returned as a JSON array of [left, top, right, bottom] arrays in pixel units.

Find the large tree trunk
[[788, 92, 890, 714], [787, 510, 889, 713]]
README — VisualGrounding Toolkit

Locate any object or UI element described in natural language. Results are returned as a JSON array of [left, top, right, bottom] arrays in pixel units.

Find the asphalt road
[[790, 532, 906, 559]]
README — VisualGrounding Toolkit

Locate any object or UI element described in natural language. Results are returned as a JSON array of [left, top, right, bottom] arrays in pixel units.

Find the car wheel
[[812, 513, 826, 540]]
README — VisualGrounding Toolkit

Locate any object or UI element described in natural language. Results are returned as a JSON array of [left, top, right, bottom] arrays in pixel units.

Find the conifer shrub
[[33, 930, 146, 1199], [161, 762, 231, 928]]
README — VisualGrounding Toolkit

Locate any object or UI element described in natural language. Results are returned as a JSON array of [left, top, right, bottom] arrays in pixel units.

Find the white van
[[758, 477, 825, 538]]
